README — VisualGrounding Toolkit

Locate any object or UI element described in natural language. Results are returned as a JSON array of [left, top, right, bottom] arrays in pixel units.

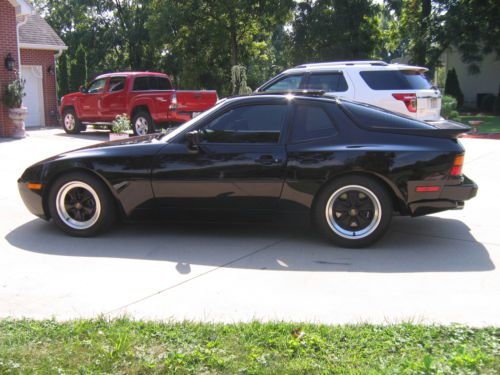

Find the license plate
[[192, 112, 202, 118], [430, 98, 438, 108]]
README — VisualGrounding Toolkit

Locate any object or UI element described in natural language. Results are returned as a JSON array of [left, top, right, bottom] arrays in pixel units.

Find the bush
[[441, 95, 459, 120], [444, 68, 464, 109], [111, 114, 131, 133], [2, 75, 26, 109]]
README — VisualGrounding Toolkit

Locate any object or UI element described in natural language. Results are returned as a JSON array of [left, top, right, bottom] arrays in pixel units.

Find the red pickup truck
[[60, 72, 218, 135]]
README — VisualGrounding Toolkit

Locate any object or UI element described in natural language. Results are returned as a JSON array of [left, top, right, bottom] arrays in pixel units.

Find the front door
[[152, 101, 290, 211], [79, 78, 106, 121], [101, 76, 127, 122], [20, 65, 45, 127]]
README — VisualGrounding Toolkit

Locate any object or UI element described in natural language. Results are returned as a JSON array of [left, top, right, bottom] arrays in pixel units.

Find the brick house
[[0, 0, 66, 137]]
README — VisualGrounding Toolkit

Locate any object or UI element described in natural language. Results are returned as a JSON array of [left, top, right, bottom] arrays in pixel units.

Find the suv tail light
[[450, 154, 464, 176], [169, 93, 177, 110], [392, 93, 417, 113]]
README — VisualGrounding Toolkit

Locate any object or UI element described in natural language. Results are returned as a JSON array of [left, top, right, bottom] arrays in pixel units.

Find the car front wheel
[[314, 176, 392, 248], [48, 172, 115, 236], [62, 109, 83, 134]]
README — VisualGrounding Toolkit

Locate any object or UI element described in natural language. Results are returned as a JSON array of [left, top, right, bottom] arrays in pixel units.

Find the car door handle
[[256, 155, 282, 165]]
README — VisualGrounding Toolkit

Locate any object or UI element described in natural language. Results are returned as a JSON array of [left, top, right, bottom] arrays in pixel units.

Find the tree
[[57, 51, 69, 98], [69, 46, 87, 92], [291, 0, 382, 65], [444, 68, 464, 109], [231, 65, 252, 95]]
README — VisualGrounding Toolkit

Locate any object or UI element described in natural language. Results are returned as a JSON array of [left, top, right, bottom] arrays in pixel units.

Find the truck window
[[150, 77, 172, 90], [108, 77, 125, 92], [87, 79, 106, 94], [133, 77, 149, 91]]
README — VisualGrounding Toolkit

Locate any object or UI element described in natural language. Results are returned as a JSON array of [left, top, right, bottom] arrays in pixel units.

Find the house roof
[[18, 14, 67, 51]]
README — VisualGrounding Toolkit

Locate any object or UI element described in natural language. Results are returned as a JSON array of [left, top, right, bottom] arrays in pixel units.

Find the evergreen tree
[[69, 46, 87, 92], [444, 68, 464, 109], [57, 52, 69, 98]]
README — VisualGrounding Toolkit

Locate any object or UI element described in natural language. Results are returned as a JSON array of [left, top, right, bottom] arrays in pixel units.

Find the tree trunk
[[230, 27, 238, 66], [414, 0, 432, 67]]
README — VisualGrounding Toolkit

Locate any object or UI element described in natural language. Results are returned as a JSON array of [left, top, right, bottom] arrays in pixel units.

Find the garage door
[[20, 65, 45, 127]]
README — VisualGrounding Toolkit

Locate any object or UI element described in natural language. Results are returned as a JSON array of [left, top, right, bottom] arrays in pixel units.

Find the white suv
[[256, 61, 442, 122]]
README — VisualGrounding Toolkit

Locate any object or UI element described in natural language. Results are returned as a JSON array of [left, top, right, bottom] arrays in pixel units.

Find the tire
[[48, 172, 116, 237], [313, 176, 393, 248], [132, 111, 154, 136], [62, 108, 83, 134]]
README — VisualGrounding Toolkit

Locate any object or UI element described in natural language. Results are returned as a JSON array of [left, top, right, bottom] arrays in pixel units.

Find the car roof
[[283, 61, 428, 74], [94, 71, 169, 80], [225, 92, 339, 105]]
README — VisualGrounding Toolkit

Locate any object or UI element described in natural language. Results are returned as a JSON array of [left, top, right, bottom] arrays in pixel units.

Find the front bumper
[[17, 180, 48, 220], [407, 175, 478, 216]]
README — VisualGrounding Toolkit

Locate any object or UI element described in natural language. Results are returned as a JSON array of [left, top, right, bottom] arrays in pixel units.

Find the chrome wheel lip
[[64, 113, 75, 131], [55, 181, 101, 230], [134, 117, 149, 135], [325, 184, 382, 240]]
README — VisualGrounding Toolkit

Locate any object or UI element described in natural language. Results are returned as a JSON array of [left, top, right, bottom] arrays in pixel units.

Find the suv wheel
[[313, 176, 392, 248]]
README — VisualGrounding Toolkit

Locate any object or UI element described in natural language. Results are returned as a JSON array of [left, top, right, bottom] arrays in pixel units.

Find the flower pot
[[109, 132, 129, 141], [8, 107, 28, 138]]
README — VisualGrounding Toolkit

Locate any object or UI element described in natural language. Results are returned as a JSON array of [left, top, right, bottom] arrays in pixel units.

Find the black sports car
[[18, 93, 477, 247]]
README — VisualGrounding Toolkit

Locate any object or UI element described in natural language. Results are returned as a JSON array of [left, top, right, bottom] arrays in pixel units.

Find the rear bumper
[[407, 175, 478, 216]]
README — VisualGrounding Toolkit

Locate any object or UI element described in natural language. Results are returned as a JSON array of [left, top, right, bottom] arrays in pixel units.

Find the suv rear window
[[133, 76, 172, 91], [306, 73, 348, 92], [342, 101, 436, 129], [360, 70, 432, 90]]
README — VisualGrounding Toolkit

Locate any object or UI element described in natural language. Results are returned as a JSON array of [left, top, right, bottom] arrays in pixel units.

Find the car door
[[152, 99, 290, 211], [101, 76, 127, 122], [79, 78, 106, 120]]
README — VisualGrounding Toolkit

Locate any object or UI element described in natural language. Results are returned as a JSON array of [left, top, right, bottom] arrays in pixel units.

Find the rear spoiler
[[368, 120, 471, 139]]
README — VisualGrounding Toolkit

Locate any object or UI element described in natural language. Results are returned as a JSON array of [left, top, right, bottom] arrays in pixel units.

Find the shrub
[[444, 68, 464, 109], [112, 114, 131, 133], [441, 95, 459, 120], [2, 75, 26, 109], [231, 65, 252, 95]]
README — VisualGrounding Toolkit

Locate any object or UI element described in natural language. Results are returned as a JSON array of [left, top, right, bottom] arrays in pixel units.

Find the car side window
[[263, 75, 303, 91], [306, 73, 348, 92], [87, 79, 106, 94], [201, 104, 287, 144], [108, 77, 125, 92], [291, 103, 337, 143]]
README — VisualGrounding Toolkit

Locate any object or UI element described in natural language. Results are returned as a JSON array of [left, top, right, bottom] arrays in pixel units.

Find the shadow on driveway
[[5, 215, 495, 273]]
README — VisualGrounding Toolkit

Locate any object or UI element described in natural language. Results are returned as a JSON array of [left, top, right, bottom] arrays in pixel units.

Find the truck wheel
[[62, 108, 83, 134], [313, 176, 393, 248], [132, 111, 154, 136]]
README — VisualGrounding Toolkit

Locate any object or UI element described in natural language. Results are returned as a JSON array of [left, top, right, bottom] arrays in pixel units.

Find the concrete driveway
[[1, 128, 499, 326]]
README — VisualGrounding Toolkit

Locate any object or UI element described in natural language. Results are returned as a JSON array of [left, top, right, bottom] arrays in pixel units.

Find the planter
[[8, 107, 28, 138], [109, 132, 129, 141], [468, 120, 483, 134]]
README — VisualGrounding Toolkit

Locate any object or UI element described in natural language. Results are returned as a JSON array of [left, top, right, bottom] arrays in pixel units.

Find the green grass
[[457, 115, 500, 133], [0, 319, 499, 374]]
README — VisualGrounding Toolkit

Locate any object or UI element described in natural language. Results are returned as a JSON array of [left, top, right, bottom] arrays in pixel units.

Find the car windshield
[[159, 100, 227, 142]]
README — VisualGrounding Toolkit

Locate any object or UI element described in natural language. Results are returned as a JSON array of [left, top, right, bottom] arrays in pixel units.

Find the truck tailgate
[[176, 90, 218, 112]]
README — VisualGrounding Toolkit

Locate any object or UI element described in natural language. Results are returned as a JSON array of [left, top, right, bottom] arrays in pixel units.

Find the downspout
[[16, 14, 29, 76]]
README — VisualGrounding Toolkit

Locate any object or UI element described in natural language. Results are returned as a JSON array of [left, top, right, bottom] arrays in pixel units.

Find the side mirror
[[186, 130, 203, 152], [79, 85, 86, 93]]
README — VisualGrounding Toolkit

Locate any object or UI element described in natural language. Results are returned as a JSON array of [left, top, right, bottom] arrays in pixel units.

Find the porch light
[[47, 64, 55, 76], [4, 53, 15, 71]]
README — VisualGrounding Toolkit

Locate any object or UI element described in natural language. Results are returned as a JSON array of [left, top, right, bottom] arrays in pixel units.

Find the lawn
[[457, 115, 500, 133], [0, 319, 499, 374]]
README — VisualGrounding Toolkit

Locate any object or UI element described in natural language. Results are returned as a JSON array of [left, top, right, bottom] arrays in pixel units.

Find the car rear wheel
[[313, 176, 392, 248], [48, 172, 115, 237], [132, 111, 154, 136], [62, 108, 83, 134]]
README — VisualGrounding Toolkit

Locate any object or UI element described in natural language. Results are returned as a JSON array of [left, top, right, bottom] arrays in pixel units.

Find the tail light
[[169, 93, 177, 110], [450, 154, 464, 176], [392, 93, 417, 113]]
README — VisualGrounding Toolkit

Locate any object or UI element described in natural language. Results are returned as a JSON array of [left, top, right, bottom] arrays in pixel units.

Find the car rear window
[[291, 103, 337, 143], [306, 73, 348, 92], [133, 76, 172, 91], [341, 101, 436, 129], [360, 70, 432, 90]]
